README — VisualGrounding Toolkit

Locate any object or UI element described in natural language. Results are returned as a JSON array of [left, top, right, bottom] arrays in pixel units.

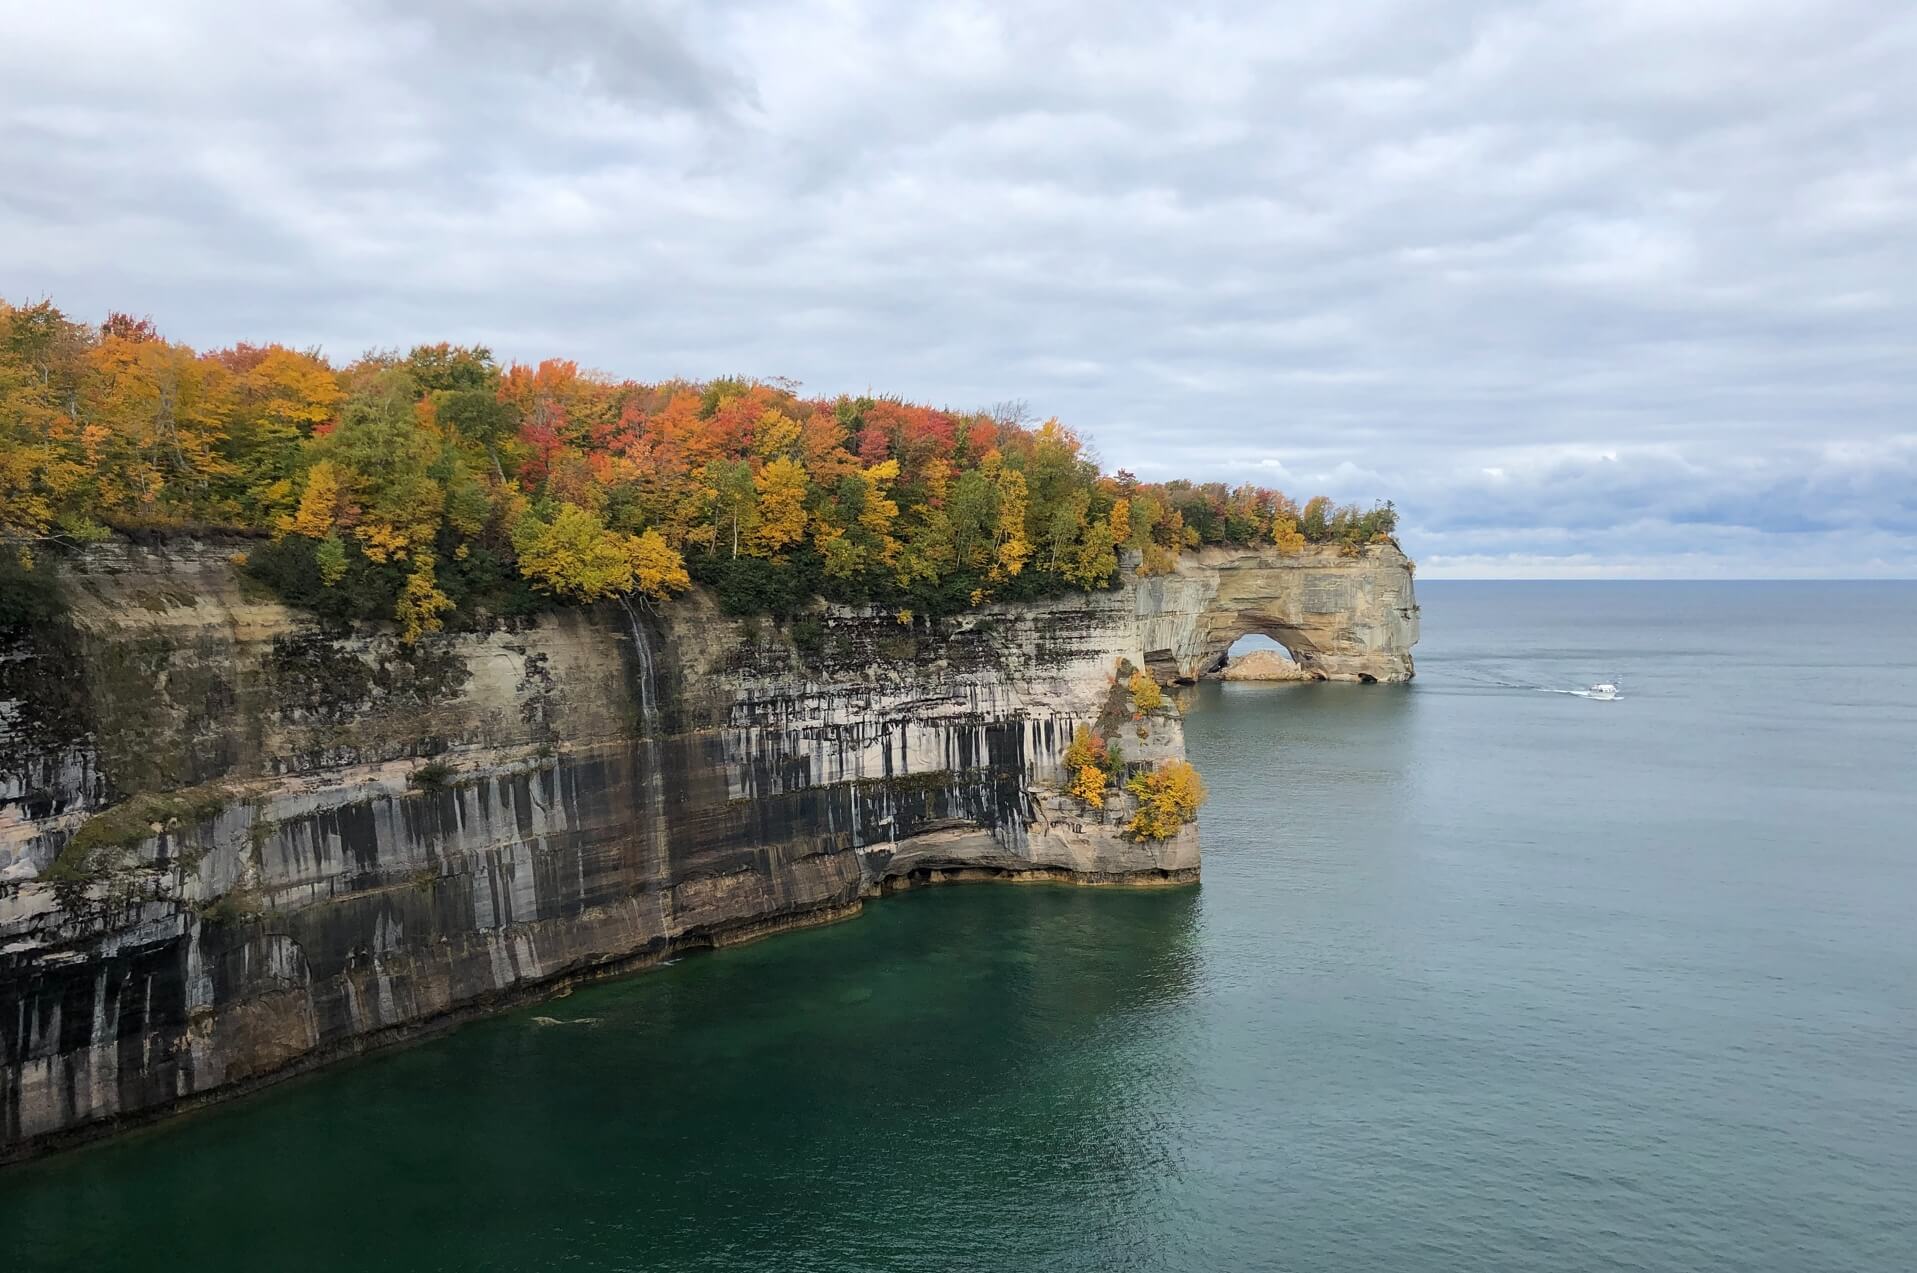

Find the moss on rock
[[48, 784, 236, 883]]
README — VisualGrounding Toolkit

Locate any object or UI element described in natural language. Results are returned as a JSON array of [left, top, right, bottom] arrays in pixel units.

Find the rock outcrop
[[1137, 543, 1420, 683], [0, 538, 1415, 1160], [1217, 649, 1310, 682]]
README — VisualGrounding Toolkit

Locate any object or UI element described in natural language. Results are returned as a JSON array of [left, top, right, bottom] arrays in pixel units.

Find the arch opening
[[1203, 632, 1317, 682]]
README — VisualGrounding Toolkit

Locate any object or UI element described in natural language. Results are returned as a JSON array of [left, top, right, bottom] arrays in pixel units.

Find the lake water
[[5, 582, 1915, 1272]]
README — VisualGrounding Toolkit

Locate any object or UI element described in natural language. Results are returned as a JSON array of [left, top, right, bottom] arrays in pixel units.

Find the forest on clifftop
[[1, 300, 1398, 635]]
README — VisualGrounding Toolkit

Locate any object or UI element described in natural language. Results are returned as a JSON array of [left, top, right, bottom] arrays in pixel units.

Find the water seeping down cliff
[[0, 540, 1417, 1161]]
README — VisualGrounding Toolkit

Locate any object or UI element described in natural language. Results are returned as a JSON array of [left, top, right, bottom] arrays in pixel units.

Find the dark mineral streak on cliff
[[0, 538, 1415, 1160]]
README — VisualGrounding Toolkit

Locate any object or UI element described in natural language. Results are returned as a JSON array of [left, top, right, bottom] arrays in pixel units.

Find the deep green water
[[6, 582, 1915, 1272]]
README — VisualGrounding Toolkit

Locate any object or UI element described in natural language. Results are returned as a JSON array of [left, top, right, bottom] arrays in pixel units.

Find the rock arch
[[1130, 543, 1420, 683]]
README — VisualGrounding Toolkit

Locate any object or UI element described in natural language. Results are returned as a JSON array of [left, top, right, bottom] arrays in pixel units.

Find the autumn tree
[[1126, 760, 1207, 840], [749, 455, 808, 557], [205, 344, 344, 522], [1128, 668, 1164, 715], [512, 502, 689, 605], [396, 559, 455, 644], [311, 371, 446, 564], [84, 326, 238, 521], [1062, 724, 1118, 809], [702, 459, 758, 559], [1300, 495, 1333, 542], [0, 302, 97, 555]]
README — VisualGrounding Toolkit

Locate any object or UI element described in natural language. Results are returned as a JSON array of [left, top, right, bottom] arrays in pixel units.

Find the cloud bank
[[4, 0, 1913, 575]]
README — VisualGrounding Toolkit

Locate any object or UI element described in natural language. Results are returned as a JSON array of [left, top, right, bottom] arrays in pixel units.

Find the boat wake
[[1544, 681, 1622, 701], [1454, 671, 1623, 700]]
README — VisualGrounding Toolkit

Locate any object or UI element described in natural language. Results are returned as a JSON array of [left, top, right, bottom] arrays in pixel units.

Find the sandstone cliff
[[0, 539, 1415, 1160]]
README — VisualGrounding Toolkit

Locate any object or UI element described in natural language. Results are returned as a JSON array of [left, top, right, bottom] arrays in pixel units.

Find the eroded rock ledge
[[1, 539, 1414, 1161]]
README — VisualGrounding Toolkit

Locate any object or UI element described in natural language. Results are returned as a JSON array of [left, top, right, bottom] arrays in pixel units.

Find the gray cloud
[[372, 0, 757, 116], [3, 0, 1913, 575]]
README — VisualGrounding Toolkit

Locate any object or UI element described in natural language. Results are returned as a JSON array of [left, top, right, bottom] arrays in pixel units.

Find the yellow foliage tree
[[753, 409, 803, 459], [1068, 765, 1107, 809], [1062, 519, 1118, 589], [237, 348, 343, 517], [1064, 722, 1105, 772], [355, 519, 417, 564], [396, 558, 454, 645], [858, 460, 900, 536], [248, 346, 342, 433], [989, 460, 1030, 580], [749, 455, 809, 558], [1272, 514, 1305, 554], [283, 461, 345, 539], [857, 459, 903, 570], [84, 334, 237, 516], [513, 502, 689, 605], [1128, 668, 1164, 714], [630, 528, 692, 603], [1125, 760, 1207, 840], [1062, 724, 1113, 809]]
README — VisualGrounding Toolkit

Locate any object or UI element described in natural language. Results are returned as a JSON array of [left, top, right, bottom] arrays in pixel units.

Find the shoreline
[[1, 859, 1197, 1168]]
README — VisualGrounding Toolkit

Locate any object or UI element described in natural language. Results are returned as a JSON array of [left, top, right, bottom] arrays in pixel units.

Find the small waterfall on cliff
[[617, 596, 673, 896], [618, 596, 660, 730]]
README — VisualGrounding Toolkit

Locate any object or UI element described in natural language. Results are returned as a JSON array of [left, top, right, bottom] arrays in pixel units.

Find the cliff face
[[0, 539, 1415, 1160]]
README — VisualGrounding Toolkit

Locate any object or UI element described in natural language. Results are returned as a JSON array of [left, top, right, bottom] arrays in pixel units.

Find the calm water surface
[[6, 582, 1915, 1271]]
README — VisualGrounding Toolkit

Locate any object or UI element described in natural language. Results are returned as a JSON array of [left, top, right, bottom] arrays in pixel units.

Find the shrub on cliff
[[1125, 761, 1207, 840], [1063, 724, 1124, 808], [1127, 668, 1164, 714]]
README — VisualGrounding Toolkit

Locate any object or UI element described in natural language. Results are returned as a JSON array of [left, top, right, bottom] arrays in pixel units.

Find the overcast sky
[[5, 1, 1914, 577]]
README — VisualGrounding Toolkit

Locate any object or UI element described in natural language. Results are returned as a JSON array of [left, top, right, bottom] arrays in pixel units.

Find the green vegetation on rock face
[[0, 556, 91, 809], [193, 888, 266, 927], [408, 760, 456, 791], [0, 551, 64, 638], [49, 786, 233, 874], [242, 533, 556, 629], [1, 299, 1399, 632], [44, 784, 236, 913]]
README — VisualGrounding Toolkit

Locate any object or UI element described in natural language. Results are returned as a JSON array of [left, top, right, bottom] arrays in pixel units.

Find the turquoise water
[[6, 581, 1915, 1271]]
